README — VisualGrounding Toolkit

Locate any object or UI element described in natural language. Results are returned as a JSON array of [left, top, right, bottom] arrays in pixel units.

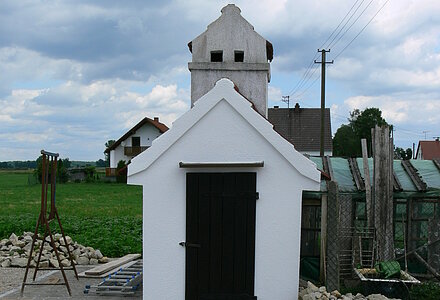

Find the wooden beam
[[433, 159, 440, 171], [326, 181, 340, 291], [393, 170, 403, 191], [178, 161, 264, 168], [361, 139, 373, 228], [320, 194, 328, 284], [401, 160, 427, 192], [348, 157, 365, 191]]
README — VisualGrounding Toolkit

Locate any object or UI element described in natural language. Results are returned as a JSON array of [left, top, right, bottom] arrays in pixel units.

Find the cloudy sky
[[1, 0, 439, 161]]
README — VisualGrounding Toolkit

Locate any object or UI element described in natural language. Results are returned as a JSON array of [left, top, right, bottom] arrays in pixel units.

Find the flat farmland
[[0, 170, 142, 257]]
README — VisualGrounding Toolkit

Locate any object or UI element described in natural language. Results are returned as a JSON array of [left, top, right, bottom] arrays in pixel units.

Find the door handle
[[179, 241, 201, 248]]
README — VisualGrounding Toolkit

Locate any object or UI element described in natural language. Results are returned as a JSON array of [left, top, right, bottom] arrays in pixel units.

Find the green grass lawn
[[0, 170, 142, 257]]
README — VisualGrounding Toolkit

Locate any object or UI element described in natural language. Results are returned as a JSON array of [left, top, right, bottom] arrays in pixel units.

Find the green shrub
[[410, 282, 440, 300]]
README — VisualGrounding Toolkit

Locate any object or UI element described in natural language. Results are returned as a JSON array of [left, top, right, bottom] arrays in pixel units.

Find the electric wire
[[289, 0, 370, 99], [327, 0, 366, 49], [321, 0, 362, 49], [334, 0, 391, 60], [328, 0, 375, 50]]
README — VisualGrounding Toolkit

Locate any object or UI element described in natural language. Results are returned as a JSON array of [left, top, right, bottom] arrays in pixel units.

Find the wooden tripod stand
[[21, 150, 78, 296]]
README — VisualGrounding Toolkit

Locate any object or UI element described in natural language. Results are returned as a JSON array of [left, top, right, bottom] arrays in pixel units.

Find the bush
[[410, 282, 440, 300], [116, 160, 127, 183]]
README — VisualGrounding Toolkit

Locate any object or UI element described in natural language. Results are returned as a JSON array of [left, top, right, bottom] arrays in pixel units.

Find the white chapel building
[[128, 4, 320, 300]]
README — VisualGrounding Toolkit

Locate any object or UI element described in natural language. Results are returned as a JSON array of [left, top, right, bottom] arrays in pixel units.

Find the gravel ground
[[0, 265, 142, 299], [0, 267, 52, 294]]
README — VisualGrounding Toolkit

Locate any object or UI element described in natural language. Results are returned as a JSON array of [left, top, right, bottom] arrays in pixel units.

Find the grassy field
[[0, 170, 142, 257]]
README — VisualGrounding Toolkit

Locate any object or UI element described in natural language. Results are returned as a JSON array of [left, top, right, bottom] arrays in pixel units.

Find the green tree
[[333, 124, 360, 157], [333, 107, 390, 157], [95, 159, 107, 167], [394, 147, 412, 160], [104, 140, 116, 165]]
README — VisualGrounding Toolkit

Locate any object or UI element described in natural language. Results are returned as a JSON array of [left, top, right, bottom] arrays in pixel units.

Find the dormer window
[[234, 51, 244, 62], [211, 50, 223, 62]]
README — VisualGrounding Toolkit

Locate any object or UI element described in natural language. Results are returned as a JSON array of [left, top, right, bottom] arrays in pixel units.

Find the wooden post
[[326, 181, 340, 291], [320, 194, 328, 283], [361, 139, 373, 227], [373, 125, 395, 261]]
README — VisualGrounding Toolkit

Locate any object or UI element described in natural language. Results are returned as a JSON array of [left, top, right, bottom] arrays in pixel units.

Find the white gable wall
[[129, 83, 319, 299], [109, 124, 162, 168]]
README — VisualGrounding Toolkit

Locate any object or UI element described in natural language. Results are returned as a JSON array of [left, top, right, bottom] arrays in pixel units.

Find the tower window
[[234, 51, 244, 62], [211, 50, 223, 62]]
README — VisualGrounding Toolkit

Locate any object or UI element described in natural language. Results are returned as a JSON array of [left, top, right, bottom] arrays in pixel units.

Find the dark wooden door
[[186, 173, 257, 300]]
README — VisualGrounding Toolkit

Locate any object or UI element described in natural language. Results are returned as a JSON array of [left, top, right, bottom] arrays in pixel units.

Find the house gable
[[128, 79, 320, 184]]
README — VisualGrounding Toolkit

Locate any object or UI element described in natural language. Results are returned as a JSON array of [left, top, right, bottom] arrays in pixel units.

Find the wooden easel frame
[[21, 150, 78, 296]]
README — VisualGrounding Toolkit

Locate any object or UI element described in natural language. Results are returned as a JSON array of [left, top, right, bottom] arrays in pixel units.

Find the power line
[[327, 0, 366, 49], [334, 0, 391, 60], [289, 0, 369, 99], [328, 0, 375, 50], [320, 0, 362, 49]]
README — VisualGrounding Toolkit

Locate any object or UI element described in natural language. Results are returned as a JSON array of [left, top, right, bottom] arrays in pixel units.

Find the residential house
[[104, 117, 168, 176], [416, 139, 440, 160], [268, 103, 333, 156]]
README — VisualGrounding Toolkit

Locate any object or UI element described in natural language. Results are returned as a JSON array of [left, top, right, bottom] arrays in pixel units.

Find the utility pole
[[315, 49, 333, 157], [281, 95, 290, 109], [282, 95, 291, 138]]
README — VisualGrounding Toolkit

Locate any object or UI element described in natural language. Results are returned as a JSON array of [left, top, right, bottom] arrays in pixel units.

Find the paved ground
[[0, 266, 142, 300]]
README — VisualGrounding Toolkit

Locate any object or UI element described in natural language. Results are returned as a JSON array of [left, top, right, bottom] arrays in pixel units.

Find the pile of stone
[[299, 281, 399, 300], [0, 232, 109, 268]]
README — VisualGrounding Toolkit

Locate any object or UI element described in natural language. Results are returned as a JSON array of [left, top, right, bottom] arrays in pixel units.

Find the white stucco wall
[[189, 4, 270, 116], [109, 124, 162, 168], [129, 86, 320, 299]]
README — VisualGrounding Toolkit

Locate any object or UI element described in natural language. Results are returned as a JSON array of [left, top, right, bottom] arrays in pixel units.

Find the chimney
[[154, 117, 159, 122]]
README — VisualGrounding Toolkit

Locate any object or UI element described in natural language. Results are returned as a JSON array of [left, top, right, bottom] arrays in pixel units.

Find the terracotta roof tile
[[417, 140, 440, 159]]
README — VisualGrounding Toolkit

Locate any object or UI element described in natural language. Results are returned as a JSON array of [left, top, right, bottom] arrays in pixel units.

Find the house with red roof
[[416, 139, 440, 160], [104, 116, 168, 175]]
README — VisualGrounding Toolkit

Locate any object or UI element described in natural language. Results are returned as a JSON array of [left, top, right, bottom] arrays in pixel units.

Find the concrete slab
[[0, 266, 142, 300]]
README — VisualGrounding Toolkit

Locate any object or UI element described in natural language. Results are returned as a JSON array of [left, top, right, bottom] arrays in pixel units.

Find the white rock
[[9, 233, 18, 242], [61, 259, 71, 267], [302, 295, 315, 300], [89, 258, 99, 265], [11, 257, 28, 267], [1, 259, 11, 267], [12, 240, 26, 248], [77, 256, 89, 265], [49, 259, 59, 268], [99, 257, 109, 264], [23, 234, 33, 242], [95, 249, 103, 259], [307, 281, 319, 293], [319, 286, 327, 293], [331, 290, 342, 298], [9, 246, 21, 252], [39, 260, 49, 268]]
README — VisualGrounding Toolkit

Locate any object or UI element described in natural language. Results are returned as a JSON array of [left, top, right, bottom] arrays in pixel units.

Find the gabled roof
[[105, 117, 168, 153], [416, 140, 440, 160], [268, 104, 332, 153], [128, 78, 320, 184]]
